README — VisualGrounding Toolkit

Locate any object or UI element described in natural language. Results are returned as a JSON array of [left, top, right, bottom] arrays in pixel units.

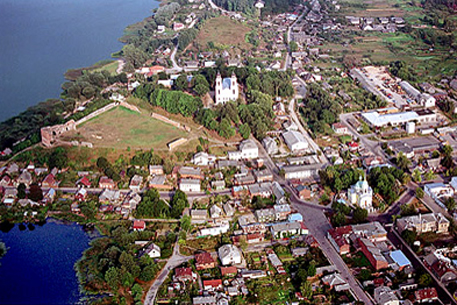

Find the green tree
[[289, 41, 298, 52], [239, 123, 251, 139], [307, 263, 316, 277], [442, 145, 453, 157], [412, 169, 422, 183], [418, 273, 432, 287], [192, 75, 210, 96], [175, 75, 188, 91], [140, 264, 156, 282], [353, 207, 368, 223], [17, 183, 26, 199], [105, 267, 121, 291], [28, 183, 43, 202], [300, 281, 313, 299], [423, 170, 437, 181], [358, 269, 372, 281], [416, 187, 424, 199], [131, 283, 143, 302], [218, 118, 235, 139], [180, 215, 192, 232], [396, 152, 411, 171], [445, 197, 456, 211], [401, 229, 417, 245], [97, 157, 110, 170], [332, 212, 346, 227]]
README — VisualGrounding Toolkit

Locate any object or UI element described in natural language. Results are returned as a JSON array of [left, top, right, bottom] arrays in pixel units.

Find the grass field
[[70, 106, 188, 150], [195, 16, 252, 50], [92, 60, 119, 75]]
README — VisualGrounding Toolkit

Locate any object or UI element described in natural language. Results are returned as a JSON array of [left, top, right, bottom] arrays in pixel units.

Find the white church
[[348, 175, 374, 213], [215, 71, 239, 105]]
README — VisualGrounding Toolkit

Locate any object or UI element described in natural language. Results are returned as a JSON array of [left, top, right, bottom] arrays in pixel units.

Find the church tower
[[215, 72, 222, 104], [231, 72, 238, 97]]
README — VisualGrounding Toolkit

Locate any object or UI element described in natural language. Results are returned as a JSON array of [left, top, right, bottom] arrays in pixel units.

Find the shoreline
[[0, 0, 160, 152]]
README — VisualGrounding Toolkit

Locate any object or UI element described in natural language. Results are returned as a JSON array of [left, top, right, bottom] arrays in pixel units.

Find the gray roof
[[282, 130, 308, 147]]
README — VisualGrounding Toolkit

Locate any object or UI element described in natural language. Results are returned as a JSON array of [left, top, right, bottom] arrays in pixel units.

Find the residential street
[[143, 243, 193, 305], [339, 112, 388, 163], [291, 200, 374, 305]]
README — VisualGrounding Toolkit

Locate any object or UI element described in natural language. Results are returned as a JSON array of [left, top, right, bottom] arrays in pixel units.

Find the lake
[[0, 0, 159, 122], [0, 220, 96, 304]]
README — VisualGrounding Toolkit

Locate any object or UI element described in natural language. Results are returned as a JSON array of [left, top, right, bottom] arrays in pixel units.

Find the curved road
[[170, 41, 183, 72], [143, 242, 193, 305]]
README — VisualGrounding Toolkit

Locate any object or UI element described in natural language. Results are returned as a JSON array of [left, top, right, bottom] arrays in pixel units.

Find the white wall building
[[179, 178, 201, 193], [424, 182, 454, 199], [192, 152, 216, 166], [348, 176, 374, 212], [215, 72, 239, 105], [218, 244, 243, 265], [228, 140, 259, 160], [282, 130, 309, 153], [143, 243, 161, 258]]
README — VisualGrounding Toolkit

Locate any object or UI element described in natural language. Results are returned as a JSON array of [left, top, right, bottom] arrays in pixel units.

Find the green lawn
[[73, 106, 188, 150], [92, 60, 119, 75]]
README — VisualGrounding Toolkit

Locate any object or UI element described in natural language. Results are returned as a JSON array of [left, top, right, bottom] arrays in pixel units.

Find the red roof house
[[133, 220, 146, 231], [99, 176, 115, 189], [174, 267, 195, 282], [42, 174, 58, 188], [414, 287, 438, 303], [76, 176, 91, 188], [203, 279, 223, 291], [220, 266, 237, 277], [195, 252, 216, 270]]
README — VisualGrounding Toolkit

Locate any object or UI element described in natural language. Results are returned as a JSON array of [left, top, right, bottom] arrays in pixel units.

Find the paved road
[[170, 41, 183, 72], [339, 113, 392, 164], [143, 242, 193, 305], [291, 200, 374, 305], [370, 181, 416, 223], [282, 11, 306, 71], [388, 227, 457, 305]]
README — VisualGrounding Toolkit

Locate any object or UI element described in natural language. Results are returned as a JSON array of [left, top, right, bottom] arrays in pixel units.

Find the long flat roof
[[361, 111, 419, 127], [389, 250, 411, 267]]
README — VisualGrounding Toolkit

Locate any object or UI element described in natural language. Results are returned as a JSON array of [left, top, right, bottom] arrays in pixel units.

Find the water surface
[[0, 0, 158, 122], [0, 220, 94, 304]]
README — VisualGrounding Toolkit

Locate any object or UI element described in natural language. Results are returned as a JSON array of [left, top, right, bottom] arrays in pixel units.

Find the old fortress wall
[[40, 101, 141, 147]]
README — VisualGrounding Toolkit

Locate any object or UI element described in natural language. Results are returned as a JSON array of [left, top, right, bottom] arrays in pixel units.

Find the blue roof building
[[389, 250, 411, 269]]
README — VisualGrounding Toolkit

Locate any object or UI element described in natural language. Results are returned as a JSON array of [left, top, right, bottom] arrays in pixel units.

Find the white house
[[348, 176, 374, 212], [215, 72, 239, 105], [228, 140, 259, 160], [282, 130, 309, 153], [143, 243, 161, 258], [282, 164, 322, 180], [179, 178, 201, 193], [129, 175, 143, 192], [450, 177, 457, 192], [210, 205, 223, 218], [262, 137, 278, 155], [218, 244, 243, 265], [199, 221, 230, 237], [192, 152, 216, 166], [424, 182, 454, 199]]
